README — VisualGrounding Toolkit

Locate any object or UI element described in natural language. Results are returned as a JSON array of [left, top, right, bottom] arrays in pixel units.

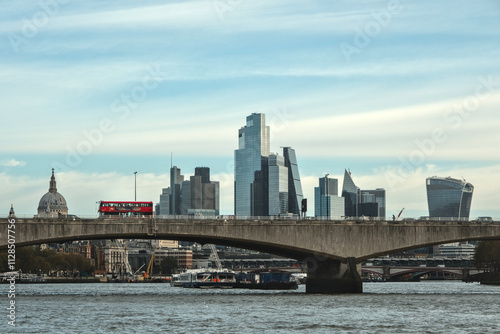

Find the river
[[3, 281, 500, 333]]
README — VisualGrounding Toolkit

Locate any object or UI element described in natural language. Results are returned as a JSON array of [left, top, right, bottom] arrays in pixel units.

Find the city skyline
[[1, 1, 500, 218]]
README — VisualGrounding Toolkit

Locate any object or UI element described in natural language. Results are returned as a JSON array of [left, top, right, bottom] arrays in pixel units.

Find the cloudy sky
[[1, 0, 500, 218]]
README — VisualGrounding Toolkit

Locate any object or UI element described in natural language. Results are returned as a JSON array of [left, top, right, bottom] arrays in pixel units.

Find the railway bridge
[[2, 217, 500, 293]]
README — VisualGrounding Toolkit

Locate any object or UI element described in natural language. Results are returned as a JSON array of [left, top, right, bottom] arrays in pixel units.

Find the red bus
[[98, 201, 154, 217]]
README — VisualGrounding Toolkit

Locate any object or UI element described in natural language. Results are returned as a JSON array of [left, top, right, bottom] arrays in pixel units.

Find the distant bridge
[[2, 217, 500, 293], [362, 266, 484, 281]]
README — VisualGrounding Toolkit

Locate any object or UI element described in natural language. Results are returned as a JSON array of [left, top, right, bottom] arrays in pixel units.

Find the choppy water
[[3, 281, 500, 333]]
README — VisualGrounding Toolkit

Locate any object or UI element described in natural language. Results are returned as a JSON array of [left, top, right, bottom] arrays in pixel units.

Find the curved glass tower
[[426, 176, 474, 219]]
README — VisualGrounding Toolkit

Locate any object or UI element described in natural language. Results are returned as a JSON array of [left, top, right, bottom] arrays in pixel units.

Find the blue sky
[[1, 0, 500, 218]]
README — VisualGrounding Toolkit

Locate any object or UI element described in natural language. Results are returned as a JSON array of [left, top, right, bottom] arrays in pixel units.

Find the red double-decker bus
[[98, 201, 154, 217]]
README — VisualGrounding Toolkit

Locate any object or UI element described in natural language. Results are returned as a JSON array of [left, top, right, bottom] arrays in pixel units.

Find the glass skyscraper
[[358, 189, 386, 219], [342, 169, 359, 217], [283, 147, 303, 216], [234, 113, 270, 216], [426, 176, 474, 219], [170, 166, 184, 215], [315, 176, 345, 219], [268, 153, 288, 215]]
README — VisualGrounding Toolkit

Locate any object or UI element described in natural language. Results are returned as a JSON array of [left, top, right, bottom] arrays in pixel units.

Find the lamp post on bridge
[[134, 172, 137, 201]]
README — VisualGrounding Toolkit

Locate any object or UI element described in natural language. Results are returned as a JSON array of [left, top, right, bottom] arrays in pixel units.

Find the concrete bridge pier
[[306, 257, 362, 294]]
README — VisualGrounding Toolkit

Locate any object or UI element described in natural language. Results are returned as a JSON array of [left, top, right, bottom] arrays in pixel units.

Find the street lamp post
[[134, 172, 137, 201]]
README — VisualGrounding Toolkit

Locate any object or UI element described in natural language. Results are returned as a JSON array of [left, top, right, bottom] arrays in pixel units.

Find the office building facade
[[158, 166, 219, 217], [358, 189, 386, 219], [235, 113, 304, 217], [315, 176, 345, 219], [234, 113, 270, 216], [188, 167, 219, 216], [342, 169, 359, 217], [339, 169, 386, 219], [157, 187, 171, 216], [268, 153, 289, 215], [426, 176, 474, 219], [170, 166, 184, 215], [283, 147, 303, 216]]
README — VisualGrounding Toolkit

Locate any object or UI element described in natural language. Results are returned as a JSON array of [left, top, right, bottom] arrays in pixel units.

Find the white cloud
[[1, 159, 26, 167]]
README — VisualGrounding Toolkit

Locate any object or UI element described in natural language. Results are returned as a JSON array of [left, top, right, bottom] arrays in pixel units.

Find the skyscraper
[[189, 167, 219, 216], [235, 113, 304, 217], [158, 187, 171, 216], [342, 169, 359, 218], [358, 189, 386, 219], [283, 147, 303, 216], [315, 176, 344, 219], [251, 156, 269, 216], [234, 113, 270, 216], [170, 166, 184, 215], [426, 176, 474, 219], [268, 153, 288, 215]]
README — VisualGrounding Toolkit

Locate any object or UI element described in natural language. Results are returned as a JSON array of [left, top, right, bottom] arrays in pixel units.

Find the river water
[[3, 281, 500, 333]]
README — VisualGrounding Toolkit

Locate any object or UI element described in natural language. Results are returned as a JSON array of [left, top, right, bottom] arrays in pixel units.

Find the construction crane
[[145, 253, 155, 279], [208, 244, 222, 270], [134, 264, 145, 276]]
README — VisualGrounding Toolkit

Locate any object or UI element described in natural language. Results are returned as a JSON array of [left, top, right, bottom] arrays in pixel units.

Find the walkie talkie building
[[426, 176, 474, 219]]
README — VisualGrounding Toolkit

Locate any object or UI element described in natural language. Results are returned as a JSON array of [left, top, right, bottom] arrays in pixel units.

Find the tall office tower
[[170, 166, 184, 215], [181, 180, 191, 215], [190, 175, 202, 209], [314, 176, 345, 219], [195, 167, 210, 184], [268, 154, 289, 215], [188, 167, 220, 216], [358, 189, 386, 219], [234, 113, 270, 216], [342, 169, 359, 217], [283, 147, 303, 216], [426, 176, 474, 219], [251, 156, 269, 216], [158, 187, 171, 216]]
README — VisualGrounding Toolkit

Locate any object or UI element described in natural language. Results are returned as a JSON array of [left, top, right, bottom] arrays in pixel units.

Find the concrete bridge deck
[[2, 217, 500, 293]]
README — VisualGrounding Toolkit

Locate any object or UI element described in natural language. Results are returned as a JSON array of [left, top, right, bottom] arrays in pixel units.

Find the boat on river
[[235, 272, 298, 290], [171, 269, 237, 289]]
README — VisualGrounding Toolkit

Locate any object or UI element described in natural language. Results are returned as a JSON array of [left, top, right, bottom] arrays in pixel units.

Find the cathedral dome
[[37, 169, 68, 217]]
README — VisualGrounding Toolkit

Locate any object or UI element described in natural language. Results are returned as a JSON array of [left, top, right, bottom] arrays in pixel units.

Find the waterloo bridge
[[1, 217, 500, 294]]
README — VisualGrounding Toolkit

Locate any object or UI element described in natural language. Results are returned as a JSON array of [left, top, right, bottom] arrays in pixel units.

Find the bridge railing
[[1, 214, 498, 223]]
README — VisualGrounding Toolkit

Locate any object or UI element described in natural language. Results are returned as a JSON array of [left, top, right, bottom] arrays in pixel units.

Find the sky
[[1, 0, 500, 218]]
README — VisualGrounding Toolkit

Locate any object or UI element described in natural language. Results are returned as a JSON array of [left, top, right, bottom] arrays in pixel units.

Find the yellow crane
[[145, 253, 154, 279]]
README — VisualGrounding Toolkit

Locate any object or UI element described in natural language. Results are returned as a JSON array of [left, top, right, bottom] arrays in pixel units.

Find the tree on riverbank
[[474, 241, 500, 272], [0, 247, 94, 275]]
